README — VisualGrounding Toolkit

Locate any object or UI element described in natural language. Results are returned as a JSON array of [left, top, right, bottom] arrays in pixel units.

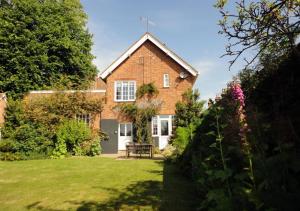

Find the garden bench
[[126, 143, 153, 158]]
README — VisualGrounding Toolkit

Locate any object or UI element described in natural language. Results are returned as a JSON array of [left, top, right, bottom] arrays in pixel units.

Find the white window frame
[[160, 119, 169, 136], [152, 115, 173, 137], [76, 114, 91, 125], [163, 74, 170, 88], [152, 116, 158, 136], [114, 81, 136, 102], [119, 123, 132, 137]]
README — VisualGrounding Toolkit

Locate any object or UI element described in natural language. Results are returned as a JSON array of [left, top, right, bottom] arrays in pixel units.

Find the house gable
[[101, 39, 197, 119], [99, 33, 198, 79]]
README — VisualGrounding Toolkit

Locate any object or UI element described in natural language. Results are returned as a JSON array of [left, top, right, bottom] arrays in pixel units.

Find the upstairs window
[[115, 81, 136, 101], [163, 74, 170, 87]]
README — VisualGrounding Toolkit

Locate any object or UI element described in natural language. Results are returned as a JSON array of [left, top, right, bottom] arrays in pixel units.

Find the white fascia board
[[29, 90, 106, 94], [147, 35, 198, 76], [99, 33, 198, 79]]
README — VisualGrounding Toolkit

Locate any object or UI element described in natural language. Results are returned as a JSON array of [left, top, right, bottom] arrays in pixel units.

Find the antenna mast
[[140, 16, 155, 33]]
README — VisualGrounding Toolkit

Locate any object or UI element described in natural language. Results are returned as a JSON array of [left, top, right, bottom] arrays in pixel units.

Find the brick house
[[99, 33, 198, 153], [0, 33, 198, 153]]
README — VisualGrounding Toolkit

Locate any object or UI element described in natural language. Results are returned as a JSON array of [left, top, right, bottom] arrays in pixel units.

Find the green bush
[[0, 140, 17, 153], [13, 124, 52, 155], [87, 138, 101, 156], [2, 123, 53, 160], [161, 144, 178, 162], [174, 89, 204, 127], [0, 140, 21, 161], [0, 152, 21, 161], [172, 124, 197, 155], [52, 120, 100, 158]]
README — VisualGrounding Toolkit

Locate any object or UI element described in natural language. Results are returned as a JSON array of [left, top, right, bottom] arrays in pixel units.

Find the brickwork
[[102, 40, 197, 119], [0, 93, 6, 127]]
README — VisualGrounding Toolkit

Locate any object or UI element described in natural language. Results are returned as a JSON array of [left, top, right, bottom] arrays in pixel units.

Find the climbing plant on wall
[[115, 83, 162, 143]]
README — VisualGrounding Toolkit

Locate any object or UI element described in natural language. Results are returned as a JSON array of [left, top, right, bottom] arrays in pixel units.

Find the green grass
[[0, 157, 197, 210]]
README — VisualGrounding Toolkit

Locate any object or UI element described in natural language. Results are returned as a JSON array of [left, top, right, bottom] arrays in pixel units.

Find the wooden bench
[[126, 143, 153, 158]]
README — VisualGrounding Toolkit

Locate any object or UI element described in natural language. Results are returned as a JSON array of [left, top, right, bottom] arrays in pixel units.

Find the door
[[100, 119, 118, 154], [159, 118, 170, 149], [151, 115, 173, 150], [152, 115, 174, 149], [118, 123, 133, 150]]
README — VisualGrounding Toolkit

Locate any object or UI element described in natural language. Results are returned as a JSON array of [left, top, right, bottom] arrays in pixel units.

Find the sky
[[80, 0, 246, 101]]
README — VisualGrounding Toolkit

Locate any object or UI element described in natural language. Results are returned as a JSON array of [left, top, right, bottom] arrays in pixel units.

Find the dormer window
[[163, 74, 170, 88], [115, 81, 136, 102]]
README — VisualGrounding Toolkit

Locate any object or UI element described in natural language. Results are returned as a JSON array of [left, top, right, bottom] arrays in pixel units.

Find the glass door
[[118, 123, 132, 150]]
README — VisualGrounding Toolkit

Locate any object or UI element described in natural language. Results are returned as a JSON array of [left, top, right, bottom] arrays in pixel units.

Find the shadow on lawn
[[27, 162, 198, 211], [70, 180, 162, 210]]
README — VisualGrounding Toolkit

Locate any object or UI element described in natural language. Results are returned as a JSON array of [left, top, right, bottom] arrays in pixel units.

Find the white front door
[[118, 123, 133, 150], [152, 115, 173, 150], [159, 118, 170, 149]]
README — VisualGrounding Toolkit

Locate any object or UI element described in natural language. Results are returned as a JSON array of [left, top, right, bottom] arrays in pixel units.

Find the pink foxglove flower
[[230, 83, 245, 107]]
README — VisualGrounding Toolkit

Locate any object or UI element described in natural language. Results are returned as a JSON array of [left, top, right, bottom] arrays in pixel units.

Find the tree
[[0, 0, 97, 98], [174, 89, 205, 127], [216, 0, 300, 69]]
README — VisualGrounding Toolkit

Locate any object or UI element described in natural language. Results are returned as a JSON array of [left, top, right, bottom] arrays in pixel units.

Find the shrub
[[161, 145, 179, 162], [13, 123, 53, 156], [2, 98, 25, 137], [0, 140, 21, 161], [0, 152, 21, 161], [23, 92, 103, 132], [174, 89, 204, 127], [52, 120, 100, 158], [87, 138, 101, 156], [172, 124, 197, 155], [0, 140, 17, 153]]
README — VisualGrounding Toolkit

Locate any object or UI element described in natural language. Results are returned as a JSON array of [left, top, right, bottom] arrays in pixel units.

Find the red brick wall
[[0, 94, 6, 127], [102, 40, 197, 119]]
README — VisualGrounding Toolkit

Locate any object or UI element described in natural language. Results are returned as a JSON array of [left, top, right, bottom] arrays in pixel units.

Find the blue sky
[[81, 0, 245, 101]]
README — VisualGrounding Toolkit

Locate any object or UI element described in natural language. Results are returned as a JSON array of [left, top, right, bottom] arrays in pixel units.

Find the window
[[76, 114, 91, 125], [152, 116, 158, 136], [120, 124, 126, 136], [119, 123, 132, 137], [115, 81, 136, 101], [126, 124, 132, 136], [161, 120, 169, 136], [163, 74, 170, 87]]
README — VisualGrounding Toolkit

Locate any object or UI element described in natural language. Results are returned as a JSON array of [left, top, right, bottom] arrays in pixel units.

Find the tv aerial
[[140, 16, 156, 32]]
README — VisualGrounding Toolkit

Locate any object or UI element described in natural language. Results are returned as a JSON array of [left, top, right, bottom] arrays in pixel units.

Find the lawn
[[0, 157, 197, 210]]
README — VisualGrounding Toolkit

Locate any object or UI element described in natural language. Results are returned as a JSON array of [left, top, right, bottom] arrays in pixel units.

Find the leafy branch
[[216, 0, 300, 69]]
